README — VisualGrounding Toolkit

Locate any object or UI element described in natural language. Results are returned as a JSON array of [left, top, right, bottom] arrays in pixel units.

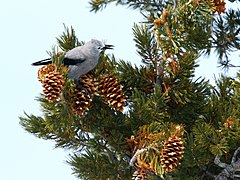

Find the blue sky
[[0, 0, 239, 180], [0, 1, 142, 180]]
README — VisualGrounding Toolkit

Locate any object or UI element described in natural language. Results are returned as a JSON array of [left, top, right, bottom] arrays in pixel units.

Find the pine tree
[[19, 1, 240, 179]]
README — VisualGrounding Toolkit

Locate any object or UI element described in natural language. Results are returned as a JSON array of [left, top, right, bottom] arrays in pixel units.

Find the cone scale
[[132, 170, 148, 180], [38, 64, 56, 82]]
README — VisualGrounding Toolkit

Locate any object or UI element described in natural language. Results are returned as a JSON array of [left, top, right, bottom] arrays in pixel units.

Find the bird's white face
[[90, 39, 104, 52], [86, 39, 113, 55]]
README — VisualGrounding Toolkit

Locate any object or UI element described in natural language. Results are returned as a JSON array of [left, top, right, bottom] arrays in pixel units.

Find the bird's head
[[89, 39, 114, 52]]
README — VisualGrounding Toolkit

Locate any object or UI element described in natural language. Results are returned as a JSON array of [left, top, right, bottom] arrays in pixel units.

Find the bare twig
[[203, 170, 217, 179], [129, 148, 148, 167], [213, 147, 240, 179], [231, 147, 240, 164], [214, 156, 228, 168]]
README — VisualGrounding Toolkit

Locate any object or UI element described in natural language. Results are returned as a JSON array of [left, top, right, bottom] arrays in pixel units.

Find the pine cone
[[42, 71, 65, 101], [70, 75, 96, 116], [70, 87, 92, 117], [98, 74, 126, 111], [38, 64, 55, 82], [78, 74, 96, 95], [132, 170, 148, 180], [209, 0, 226, 14], [161, 136, 184, 172]]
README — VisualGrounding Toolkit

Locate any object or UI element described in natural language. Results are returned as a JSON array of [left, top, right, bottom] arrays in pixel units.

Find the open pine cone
[[78, 74, 96, 95], [97, 74, 126, 111], [38, 64, 56, 82], [70, 75, 95, 116], [42, 71, 65, 101], [70, 88, 92, 117], [160, 136, 184, 172]]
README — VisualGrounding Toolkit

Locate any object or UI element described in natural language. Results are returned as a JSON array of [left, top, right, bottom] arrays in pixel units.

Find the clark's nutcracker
[[32, 39, 113, 85]]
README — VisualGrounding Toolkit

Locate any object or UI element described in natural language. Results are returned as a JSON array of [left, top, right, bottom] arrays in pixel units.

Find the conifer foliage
[[20, 0, 240, 179]]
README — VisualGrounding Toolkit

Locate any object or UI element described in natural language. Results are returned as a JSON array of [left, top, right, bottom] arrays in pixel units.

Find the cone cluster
[[70, 75, 95, 116], [42, 71, 65, 101], [98, 74, 126, 111], [160, 136, 184, 172], [132, 170, 148, 180], [37, 66, 126, 114]]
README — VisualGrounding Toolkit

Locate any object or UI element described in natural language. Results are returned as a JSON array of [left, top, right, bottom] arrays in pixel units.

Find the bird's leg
[[74, 78, 81, 87], [74, 79, 91, 96]]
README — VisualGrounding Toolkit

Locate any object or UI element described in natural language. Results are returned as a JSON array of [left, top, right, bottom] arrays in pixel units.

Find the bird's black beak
[[102, 44, 114, 50]]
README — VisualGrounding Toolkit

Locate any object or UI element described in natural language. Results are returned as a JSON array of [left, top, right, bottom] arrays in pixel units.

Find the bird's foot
[[74, 79, 91, 96]]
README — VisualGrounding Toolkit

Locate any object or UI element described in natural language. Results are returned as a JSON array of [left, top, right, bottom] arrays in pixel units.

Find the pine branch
[[56, 24, 82, 51], [133, 23, 158, 65], [117, 60, 155, 95], [68, 148, 131, 179], [19, 112, 52, 139], [89, 0, 116, 12], [89, 0, 169, 13], [212, 8, 240, 67]]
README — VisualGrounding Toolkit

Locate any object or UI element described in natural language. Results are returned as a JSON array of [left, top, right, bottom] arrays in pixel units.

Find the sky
[[0, 0, 239, 180]]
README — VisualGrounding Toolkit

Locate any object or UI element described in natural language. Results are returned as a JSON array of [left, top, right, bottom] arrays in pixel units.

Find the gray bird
[[32, 39, 113, 85]]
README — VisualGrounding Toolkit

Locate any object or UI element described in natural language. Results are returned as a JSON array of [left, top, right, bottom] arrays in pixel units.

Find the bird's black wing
[[63, 58, 86, 65], [31, 58, 52, 66], [32, 58, 85, 66]]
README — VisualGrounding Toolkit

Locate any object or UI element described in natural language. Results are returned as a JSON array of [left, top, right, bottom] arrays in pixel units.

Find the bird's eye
[[98, 47, 101, 50]]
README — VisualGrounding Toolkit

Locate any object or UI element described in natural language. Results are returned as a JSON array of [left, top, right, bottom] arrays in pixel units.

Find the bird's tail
[[31, 58, 52, 66]]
